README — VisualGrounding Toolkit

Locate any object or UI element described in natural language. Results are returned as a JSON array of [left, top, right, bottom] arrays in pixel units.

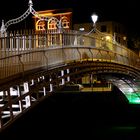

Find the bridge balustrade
[[0, 30, 137, 56], [0, 47, 139, 81], [0, 29, 139, 80]]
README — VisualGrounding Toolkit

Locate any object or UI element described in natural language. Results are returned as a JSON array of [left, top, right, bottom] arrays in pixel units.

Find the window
[[61, 16, 70, 29], [48, 18, 58, 30], [36, 20, 46, 31]]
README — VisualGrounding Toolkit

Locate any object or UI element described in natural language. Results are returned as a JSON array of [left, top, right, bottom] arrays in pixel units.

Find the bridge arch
[[0, 23, 140, 132], [0, 56, 140, 131]]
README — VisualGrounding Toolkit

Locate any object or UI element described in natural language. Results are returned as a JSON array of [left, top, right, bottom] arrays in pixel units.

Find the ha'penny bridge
[[0, 0, 140, 132]]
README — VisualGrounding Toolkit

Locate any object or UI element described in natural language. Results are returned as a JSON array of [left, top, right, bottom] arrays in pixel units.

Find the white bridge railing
[[0, 29, 140, 80]]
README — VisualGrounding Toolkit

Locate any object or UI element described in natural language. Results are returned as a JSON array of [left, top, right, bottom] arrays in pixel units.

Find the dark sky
[[0, 0, 140, 34]]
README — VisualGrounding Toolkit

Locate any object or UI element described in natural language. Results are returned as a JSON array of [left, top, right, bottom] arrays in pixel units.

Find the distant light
[[79, 28, 85, 31], [106, 36, 111, 41], [128, 88, 133, 93], [123, 36, 127, 40]]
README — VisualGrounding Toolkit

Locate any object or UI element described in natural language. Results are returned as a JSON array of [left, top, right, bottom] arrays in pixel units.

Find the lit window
[[48, 18, 58, 30], [36, 20, 45, 31], [61, 16, 70, 29]]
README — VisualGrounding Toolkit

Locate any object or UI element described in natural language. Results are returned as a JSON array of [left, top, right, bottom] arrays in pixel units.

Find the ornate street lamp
[[84, 13, 98, 35], [91, 13, 98, 27], [91, 13, 116, 44]]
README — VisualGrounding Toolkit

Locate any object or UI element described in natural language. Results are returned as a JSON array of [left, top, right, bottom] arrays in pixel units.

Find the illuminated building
[[33, 9, 72, 32], [73, 21, 128, 47]]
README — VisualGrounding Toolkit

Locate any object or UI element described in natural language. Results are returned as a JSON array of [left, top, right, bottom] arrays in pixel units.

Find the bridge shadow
[[0, 86, 140, 139]]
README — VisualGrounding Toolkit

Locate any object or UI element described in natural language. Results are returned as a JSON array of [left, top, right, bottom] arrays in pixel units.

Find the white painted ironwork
[[0, 0, 32, 36], [0, 0, 62, 36]]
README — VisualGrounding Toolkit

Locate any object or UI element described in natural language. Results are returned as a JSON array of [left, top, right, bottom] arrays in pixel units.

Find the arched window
[[48, 18, 59, 30], [60, 16, 69, 29], [36, 20, 45, 31]]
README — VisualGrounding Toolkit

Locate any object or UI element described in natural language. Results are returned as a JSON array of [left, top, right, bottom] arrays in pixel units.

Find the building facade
[[33, 9, 72, 32], [73, 21, 128, 47]]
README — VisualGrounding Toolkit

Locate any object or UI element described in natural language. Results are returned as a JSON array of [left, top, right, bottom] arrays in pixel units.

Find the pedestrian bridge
[[0, 29, 140, 131]]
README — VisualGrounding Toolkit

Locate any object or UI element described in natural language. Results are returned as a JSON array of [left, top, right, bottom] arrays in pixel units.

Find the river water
[[0, 86, 140, 139]]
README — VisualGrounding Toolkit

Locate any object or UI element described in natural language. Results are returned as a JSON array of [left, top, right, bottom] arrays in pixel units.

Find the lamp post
[[84, 13, 98, 35], [91, 13, 98, 28], [91, 13, 116, 44]]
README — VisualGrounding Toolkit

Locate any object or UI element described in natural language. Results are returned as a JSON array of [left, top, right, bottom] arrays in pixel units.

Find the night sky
[[0, 0, 140, 34]]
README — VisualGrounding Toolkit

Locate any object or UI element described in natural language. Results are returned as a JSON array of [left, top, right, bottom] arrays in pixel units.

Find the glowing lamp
[[91, 13, 98, 25]]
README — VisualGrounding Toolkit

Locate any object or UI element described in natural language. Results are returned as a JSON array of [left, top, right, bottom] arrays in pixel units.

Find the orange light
[[41, 13, 53, 16]]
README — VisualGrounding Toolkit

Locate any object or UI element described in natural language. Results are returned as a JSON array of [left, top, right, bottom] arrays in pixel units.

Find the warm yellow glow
[[35, 20, 45, 31], [40, 13, 53, 16], [123, 36, 127, 40], [105, 36, 111, 41], [33, 9, 72, 31], [32, 11, 72, 18]]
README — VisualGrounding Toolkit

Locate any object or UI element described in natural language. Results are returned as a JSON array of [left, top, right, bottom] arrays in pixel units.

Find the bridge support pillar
[[17, 85, 24, 112], [23, 82, 31, 108], [67, 69, 70, 82], [61, 70, 65, 85], [49, 78, 53, 92], [0, 107, 2, 128]]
